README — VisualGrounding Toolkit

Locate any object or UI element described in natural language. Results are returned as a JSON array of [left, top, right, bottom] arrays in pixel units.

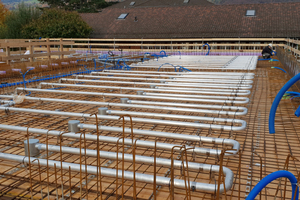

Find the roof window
[[183, 0, 189, 3], [129, 1, 135, 6], [246, 10, 255, 16], [117, 13, 128, 19]]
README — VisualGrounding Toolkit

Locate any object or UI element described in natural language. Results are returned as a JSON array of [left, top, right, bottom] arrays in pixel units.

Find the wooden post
[[5, 45, 10, 65], [60, 38, 64, 59], [29, 43, 34, 62], [47, 38, 51, 60]]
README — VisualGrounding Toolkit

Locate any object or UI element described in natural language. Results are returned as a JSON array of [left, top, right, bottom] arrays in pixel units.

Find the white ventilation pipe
[[0, 95, 248, 116], [16, 88, 249, 105], [39, 82, 250, 96], [103, 69, 255, 76], [102, 109, 246, 126], [90, 72, 254, 80], [38, 83, 249, 102], [0, 107, 247, 131], [0, 124, 238, 156], [73, 75, 253, 84], [0, 152, 232, 193], [59, 78, 252, 89]]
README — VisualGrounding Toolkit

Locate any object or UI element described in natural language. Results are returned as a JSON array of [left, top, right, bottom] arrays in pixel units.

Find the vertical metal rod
[[180, 147, 189, 199], [183, 147, 194, 200], [116, 137, 123, 200], [59, 132, 67, 200], [26, 128, 33, 200], [32, 159, 43, 199], [91, 113, 103, 199], [170, 145, 183, 200], [253, 151, 262, 200], [69, 166, 72, 200], [119, 114, 135, 199], [216, 150, 225, 199], [54, 163, 58, 200], [238, 150, 242, 200], [153, 139, 157, 200]]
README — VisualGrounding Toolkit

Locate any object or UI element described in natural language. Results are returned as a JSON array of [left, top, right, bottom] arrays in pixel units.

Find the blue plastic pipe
[[246, 170, 299, 200], [202, 43, 211, 56], [271, 67, 287, 73], [269, 73, 300, 134]]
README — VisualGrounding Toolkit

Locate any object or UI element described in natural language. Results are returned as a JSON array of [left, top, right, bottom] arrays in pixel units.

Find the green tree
[[38, 0, 116, 13], [0, 2, 41, 39], [21, 9, 92, 38]]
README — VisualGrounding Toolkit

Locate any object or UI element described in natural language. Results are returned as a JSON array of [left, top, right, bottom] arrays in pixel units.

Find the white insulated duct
[[38, 83, 249, 101], [59, 78, 253, 89], [91, 71, 254, 80], [0, 124, 239, 156], [0, 152, 232, 193], [0, 95, 248, 116], [35, 143, 234, 191], [39, 82, 250, 96], [73, 75, 253, 84], [103, 70, 255, 76], [16, 88, 249, 105], [0, 107, 247, 131]]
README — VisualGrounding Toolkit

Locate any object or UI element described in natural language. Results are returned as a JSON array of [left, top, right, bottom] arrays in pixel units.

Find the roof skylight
[[117, 13, 129, 19], [246, 10, 255, 16], [183, 0, 189, 3], [129, 1, 135, 6]]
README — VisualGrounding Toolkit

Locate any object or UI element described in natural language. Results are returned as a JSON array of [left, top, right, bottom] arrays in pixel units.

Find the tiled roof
[[220, 0, 300, 4], [80, 2, 300, 38], [109, 0, 213, 8]]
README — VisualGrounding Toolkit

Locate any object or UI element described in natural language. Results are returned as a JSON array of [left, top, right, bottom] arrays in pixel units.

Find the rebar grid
[[0, 57, 300, 199]]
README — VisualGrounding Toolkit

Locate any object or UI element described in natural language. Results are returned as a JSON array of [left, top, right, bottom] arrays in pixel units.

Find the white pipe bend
[[35, 143, 234, 192]]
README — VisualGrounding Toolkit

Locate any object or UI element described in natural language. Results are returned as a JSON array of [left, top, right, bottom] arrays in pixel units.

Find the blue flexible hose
[[269, 73, 300, 133], [246, 170, 299, 200]]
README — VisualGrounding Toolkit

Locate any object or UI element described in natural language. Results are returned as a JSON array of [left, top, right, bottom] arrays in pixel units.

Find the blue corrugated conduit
[[246, 170, 299, 200], [271, 67, 287, 73], [117, 59, 131, 70], [178, 66, 192, 72], [157, 63, 190, 72], [202, 43, 211, 56], [20, 68, 34, 96], [269, 73, 300, 134], [160, 50, 167, 57], [0, 69, 102, 90]]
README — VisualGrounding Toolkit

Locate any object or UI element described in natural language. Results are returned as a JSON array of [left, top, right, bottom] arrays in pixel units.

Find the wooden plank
[[1, 51, 76, 61], [0, 41, 75, 48]]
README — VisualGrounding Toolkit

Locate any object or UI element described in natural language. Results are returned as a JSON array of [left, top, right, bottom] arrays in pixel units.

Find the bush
[[21, 9, 92, 38]]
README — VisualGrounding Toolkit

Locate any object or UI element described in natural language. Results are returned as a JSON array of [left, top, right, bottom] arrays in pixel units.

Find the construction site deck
[[0, 52, 299, 200]]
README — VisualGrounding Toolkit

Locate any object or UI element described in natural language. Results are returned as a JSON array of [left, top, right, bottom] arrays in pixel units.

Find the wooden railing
[[0, 38, 76, 64]]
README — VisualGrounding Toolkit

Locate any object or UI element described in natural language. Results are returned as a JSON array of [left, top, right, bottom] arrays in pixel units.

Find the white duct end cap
[[68, 120, 81, 133], [137, 91, 144, 95], [24, 139, 40, 157], [98, 107, 108, 115], [120, 98, 129, 104]]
